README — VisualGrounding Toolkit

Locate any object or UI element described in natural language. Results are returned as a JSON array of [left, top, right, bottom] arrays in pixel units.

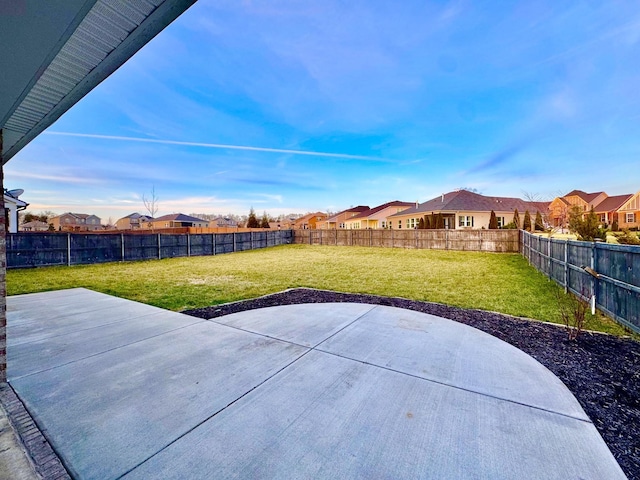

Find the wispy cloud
[[44, 132, 392, 162], [4, 170, 102, 185]]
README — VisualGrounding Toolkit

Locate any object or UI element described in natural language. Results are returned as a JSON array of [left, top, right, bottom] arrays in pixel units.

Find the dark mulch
[[183, 288, 640, 479]]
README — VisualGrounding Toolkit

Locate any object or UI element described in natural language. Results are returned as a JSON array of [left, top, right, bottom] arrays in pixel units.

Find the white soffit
[[1, 0, 196, 163]]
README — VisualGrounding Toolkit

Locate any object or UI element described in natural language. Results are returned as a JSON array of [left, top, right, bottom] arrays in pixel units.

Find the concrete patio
[[6, 288, 626, 479]]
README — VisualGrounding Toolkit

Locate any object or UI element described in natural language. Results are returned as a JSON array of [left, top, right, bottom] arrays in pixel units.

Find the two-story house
[[50, 212, 102, 232]]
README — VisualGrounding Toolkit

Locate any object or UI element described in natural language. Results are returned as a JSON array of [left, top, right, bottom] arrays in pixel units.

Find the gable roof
[[153, 213, 208, 223], [388, 190, 549, 217], [564, 190, 606, 203], [294, 212, 326, 223], [594, 194, 633, 212], [325, 206, 370, 222], [349, 201, 414, 220]]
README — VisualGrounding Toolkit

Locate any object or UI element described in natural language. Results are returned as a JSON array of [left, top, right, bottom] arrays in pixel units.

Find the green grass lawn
[[7, 244, 629, 336]]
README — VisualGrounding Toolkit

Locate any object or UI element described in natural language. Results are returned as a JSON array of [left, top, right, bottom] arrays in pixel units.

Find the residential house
[[293, 212, 327, 230], [145, 213, 209, 229], [19, 220, 49, 232], [387, 190, 549, 230], [593, 195, 633, 227], [116, 212, 154, 230], [343, 201, 414, 229], [4, 189, 28, 233], [50, 212, 102, 232], [316, 206, 370, 229], [617, 191, 640, 229], [211, 217, 238, 228], [549, 190, 608, 227], [549, 189, 640, 230]]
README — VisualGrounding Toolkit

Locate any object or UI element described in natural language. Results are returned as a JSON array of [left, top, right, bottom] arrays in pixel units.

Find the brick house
[[316, 206, 370, 229], [116, 212, 154, 230], [343, 201, 414, 229]]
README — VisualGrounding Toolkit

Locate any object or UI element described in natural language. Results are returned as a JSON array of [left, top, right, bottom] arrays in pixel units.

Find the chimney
[[441, 193, 444, 202], [416, 200, 419, 208]]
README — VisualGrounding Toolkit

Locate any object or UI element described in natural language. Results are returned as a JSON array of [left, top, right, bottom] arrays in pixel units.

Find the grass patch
[[7, 244, 630, 336]]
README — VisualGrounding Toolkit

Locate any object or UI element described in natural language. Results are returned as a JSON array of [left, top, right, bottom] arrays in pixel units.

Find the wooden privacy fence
[[6, 230, 293, 268], [521, 231, 640, 334], [293, 229, 520, 252]]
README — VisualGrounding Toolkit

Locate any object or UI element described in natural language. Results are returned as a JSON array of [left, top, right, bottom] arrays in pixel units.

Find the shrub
[[512, 209, 520, 229], [534, 211, 544, 231], [489, 210, 498, 229], [569, 206, 606, 241], [612, 218, 619, 231], [523, 210, 531, 231], [616, 230, 640, 245], [557, 289, 590, 341]]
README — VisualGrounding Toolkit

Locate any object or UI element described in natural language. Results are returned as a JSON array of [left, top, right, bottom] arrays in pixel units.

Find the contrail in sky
[[45, 132, 390, 162]]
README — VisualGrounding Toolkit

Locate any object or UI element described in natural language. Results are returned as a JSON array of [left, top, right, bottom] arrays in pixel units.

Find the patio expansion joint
[[8, 319, 209, 381], [314, 347, 594, 424], [119, 306, 380, 479], [208, 307, 592, 424], [8, 310, 173, 347]]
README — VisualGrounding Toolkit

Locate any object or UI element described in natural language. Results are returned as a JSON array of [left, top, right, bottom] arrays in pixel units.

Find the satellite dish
[[8, 189, 24, 197]]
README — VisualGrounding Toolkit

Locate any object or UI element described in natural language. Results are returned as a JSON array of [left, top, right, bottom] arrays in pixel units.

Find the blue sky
[[7, 0, 640, 221]]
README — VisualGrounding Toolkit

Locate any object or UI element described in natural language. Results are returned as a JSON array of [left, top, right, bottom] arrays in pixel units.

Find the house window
[[626, 213, 636, 223], [398, 220, 402, 229], [406, 218, 417, 229], [339, 223, 345, 229], [497, 217, 505, 228], [600, 214, 607, 223], [458, 216, 474, 227]]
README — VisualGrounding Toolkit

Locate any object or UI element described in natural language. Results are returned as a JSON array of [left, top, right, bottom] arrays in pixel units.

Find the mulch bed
[[183, 288, 640, 479]]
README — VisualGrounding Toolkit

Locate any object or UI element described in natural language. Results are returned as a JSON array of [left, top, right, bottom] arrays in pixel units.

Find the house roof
[[388, 190, 549, 217], [1, 0, 197, 163], [294, 212, 326, 223], [349, 201, 414, 220], [51, 212, 100, 220], [153, 213, 208, 223], [20, 220, 49, 228], [594, 194, 633, 212], [325, 206, 370, 222], [564, 190, 605, 203]]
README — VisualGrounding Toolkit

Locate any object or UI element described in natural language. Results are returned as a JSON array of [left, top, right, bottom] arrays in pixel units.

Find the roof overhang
[[0, 0, 197, 163]]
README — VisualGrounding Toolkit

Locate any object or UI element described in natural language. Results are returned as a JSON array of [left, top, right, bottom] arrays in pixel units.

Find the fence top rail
[[524, 231, 640, 252]]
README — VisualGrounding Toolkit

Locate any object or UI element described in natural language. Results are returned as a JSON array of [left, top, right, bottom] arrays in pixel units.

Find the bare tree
[[143, 186, 159, 219]]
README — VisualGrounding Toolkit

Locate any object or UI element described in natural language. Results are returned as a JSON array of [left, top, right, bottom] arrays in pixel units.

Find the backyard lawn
[[7, 244, 629, 335]]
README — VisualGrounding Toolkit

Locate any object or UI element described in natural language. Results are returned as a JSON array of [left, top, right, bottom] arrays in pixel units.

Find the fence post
[[212, 233, 216, 255], [371, 229, 373, 248], [564, 240, 568, 292], [250, 231, 254, 250], [187, 233, 191, 257], [591, 242, 597, 314], [233, 233, 236, 252], [121, 233, 125, 261], [320, 229, 323, 246], [391, 229, 394, 248], [445, 229, 449, 250], [157, 233, 161, 260], [548, 237, 552, 277], [67, 233, 71, 266]]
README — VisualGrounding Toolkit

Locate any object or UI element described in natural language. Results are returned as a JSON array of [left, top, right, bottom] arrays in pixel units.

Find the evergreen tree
[[436, 213, 445, 229], [260, 212, 270, 228], [489, 210, 498, 229], [512, 209, 520, 229], [424, 215, 431, 229], [534, 211, 544, 231], [246, 208, 259, 228], [418, 217, 425, 229], [523, 210, 531, 231]]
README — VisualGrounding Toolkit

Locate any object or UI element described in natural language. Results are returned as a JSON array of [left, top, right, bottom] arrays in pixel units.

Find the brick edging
[[0, 383, 70, 479]]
